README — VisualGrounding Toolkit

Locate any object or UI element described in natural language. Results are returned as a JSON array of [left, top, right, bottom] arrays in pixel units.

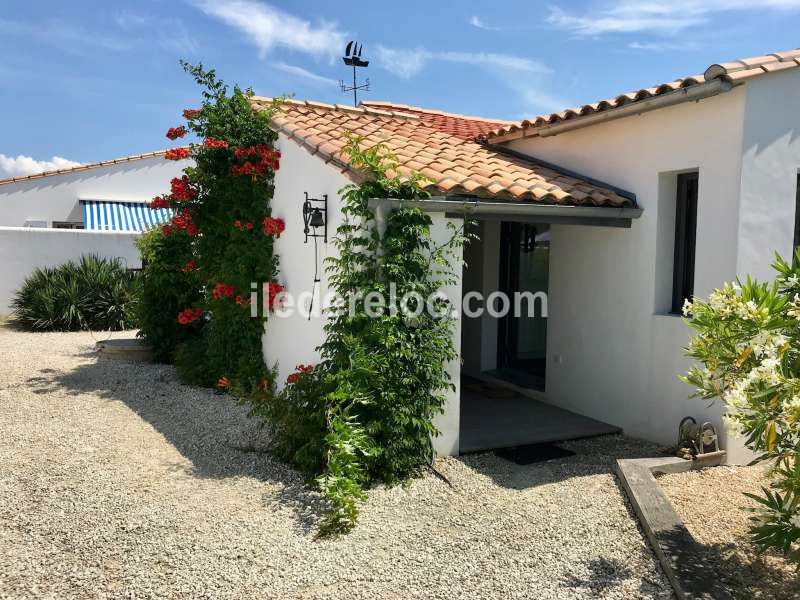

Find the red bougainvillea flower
[[177, 307, 203, 325], [217, 376, 231, 389], [212, 282, 236, 300], [245, 222, 253, 230], [203, 137, 229, 150], [182, 259, 197, 273], [166, 126, 186, 140], [183, 108, 202, 120], [266, 282, 285, 310], [262, 217, 285, 237], [162, 225, 172, 237], [165, 147, 190, 161], [149, 196, 169, 210], [235, 295, 244, 305], [186, 223, 198, 237], [171, 208, 191, 230], [170, 176, 197, 201], [230, 144, 281, 178], [286, 363, 314, 384]]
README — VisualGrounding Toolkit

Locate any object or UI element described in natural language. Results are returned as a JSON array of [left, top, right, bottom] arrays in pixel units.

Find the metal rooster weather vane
[[340, 41, 370, 106]]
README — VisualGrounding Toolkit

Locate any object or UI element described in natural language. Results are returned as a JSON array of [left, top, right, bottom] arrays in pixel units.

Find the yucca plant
[[11, 255, 137, 331]]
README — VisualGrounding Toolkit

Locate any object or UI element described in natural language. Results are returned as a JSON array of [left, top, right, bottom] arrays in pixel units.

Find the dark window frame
[[671, 172, 699, 314]]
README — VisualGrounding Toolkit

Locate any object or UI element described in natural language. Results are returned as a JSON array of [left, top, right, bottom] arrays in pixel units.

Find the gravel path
[[0, 328, 672, 599], [659, 466, 800, 599]]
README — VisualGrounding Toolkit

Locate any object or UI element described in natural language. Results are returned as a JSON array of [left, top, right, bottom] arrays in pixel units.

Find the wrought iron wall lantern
[[302, 192, 327, 320], [302, 192, 327, 244]]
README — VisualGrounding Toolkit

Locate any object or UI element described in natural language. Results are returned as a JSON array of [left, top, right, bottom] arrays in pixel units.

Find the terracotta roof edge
[[484, 143, 638, 207], [361, 100, 514, 124]]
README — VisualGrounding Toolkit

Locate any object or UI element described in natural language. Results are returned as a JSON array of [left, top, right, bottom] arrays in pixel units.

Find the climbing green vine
[[137, 63, 283, 405], [270, 134, 470, 535]]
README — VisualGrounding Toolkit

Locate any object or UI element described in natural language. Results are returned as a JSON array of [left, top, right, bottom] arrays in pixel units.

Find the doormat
[[495, 443, 575, 465]]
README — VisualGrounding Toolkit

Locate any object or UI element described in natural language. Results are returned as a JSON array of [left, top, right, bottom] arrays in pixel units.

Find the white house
[[0, 151, 190, 314], [255, 48, 800, 465]]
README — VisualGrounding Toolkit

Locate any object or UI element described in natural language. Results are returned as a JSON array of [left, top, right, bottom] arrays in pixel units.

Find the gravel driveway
[[0, 328, 672, 599]]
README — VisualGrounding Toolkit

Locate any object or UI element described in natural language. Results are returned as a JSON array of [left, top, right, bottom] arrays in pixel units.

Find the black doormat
[[495, 443, 575, 465]]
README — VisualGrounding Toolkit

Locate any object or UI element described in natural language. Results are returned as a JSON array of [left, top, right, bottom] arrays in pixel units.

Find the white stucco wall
[[0, 156, 190, 227], [264, 134, 351, 384], [264, 133, 463, 455], [737, 69, 800, 279], [506, 85, 752, 462], [0, 227, 141, 314]]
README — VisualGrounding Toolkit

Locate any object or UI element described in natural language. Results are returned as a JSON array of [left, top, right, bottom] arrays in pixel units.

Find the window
[[52, 221, 84, 230], [671, 172, 699, 314], [794, 174, 800, 250]]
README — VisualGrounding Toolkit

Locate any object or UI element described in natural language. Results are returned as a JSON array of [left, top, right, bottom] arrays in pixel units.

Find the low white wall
[[0, 227, 141, 315]]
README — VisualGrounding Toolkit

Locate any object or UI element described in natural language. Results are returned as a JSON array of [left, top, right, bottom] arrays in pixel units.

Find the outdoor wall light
[[302, 192, 328, 320], [302, 192, 328, 244]]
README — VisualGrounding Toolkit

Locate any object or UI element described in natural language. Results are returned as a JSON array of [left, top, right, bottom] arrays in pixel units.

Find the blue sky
[[1, 0, 796, 176]]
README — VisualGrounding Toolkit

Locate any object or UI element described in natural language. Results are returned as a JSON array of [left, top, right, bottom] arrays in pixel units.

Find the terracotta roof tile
[[252, 97, 633, 207], [488, 47, 800, 142]]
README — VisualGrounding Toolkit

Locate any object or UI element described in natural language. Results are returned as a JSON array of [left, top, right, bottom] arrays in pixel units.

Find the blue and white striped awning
[[81, 200, 173, 232]]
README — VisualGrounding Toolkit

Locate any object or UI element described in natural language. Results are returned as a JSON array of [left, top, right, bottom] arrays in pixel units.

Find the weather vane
[[340, 41, 369, 106]]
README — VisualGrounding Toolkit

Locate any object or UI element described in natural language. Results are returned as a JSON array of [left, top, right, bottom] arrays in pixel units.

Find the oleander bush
[[11, 254, 136, 331], [683, 251, 800, 564]]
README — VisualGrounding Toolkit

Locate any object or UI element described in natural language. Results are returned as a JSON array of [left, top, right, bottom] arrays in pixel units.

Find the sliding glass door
[[497, 222, 550, 388]]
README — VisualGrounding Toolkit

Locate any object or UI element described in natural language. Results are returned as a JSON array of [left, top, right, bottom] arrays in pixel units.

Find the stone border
[[615, 452, 731, 600], [96, 338, 153, 362]]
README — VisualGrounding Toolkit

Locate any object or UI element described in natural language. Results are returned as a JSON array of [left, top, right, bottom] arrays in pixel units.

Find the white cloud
[[469, 16, 502, 31], [0, 18, 132, 52], [376, 46, 549, 79], [629, 40, 700, 51], [0, 155, 82, 178], [114, 10, 148, 30], [274, 62, 338, 87], [193, 0, 346, 59], [375, 47, 431, 79], [375, 45, 563, 115], [112, 12, 197, 55], [548, 1, 800, 36]]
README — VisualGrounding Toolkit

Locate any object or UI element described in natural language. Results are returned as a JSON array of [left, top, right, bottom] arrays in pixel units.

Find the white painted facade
[[477, 69, 800, 464], [264, 134, 463, 455], [0, 155, 190, 315], [263, 70, 800, 463], [0, 156, 190, 228]]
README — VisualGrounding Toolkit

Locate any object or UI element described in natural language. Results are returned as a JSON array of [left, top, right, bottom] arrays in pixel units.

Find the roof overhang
[[488, 78, 733, 142], [369, 196, 643, 228]]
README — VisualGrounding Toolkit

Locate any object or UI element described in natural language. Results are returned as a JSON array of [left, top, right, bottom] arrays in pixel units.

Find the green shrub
[[684, 251, 800, 564], [11, 254, 136, 331], [134, 227, 202, 362], [265, 136, 468, 535]]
